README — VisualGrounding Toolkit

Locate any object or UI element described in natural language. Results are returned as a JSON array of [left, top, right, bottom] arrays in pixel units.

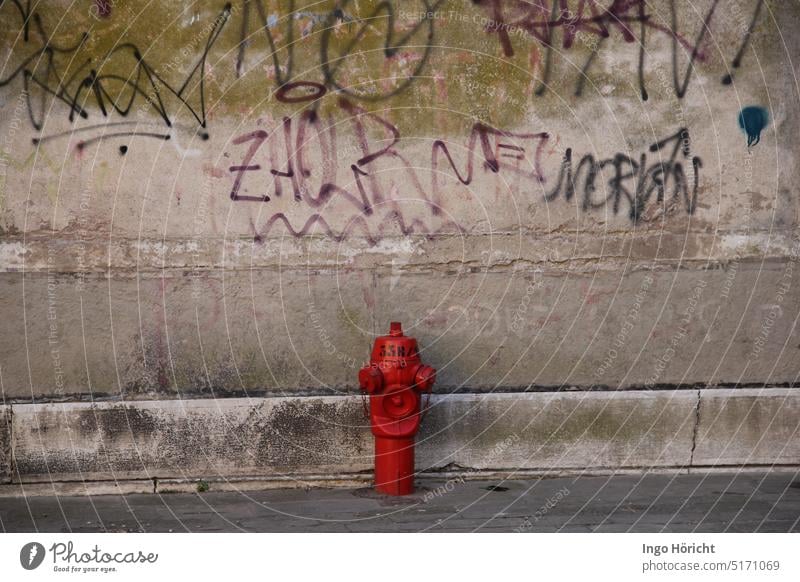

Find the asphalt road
[[1, 472, 798, 532]]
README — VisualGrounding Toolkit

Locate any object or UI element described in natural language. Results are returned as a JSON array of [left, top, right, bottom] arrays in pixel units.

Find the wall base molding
[[2, 389, 798, 494]]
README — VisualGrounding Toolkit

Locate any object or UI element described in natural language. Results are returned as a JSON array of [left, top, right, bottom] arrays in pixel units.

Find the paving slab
[[1, 472, 798, 533]]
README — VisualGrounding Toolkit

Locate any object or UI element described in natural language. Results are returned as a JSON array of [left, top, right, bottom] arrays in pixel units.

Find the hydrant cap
[[389, 322, 403, 337]]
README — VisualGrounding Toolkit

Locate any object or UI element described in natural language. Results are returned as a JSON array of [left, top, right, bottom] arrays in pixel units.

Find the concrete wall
[[0, 1, 798, 485]]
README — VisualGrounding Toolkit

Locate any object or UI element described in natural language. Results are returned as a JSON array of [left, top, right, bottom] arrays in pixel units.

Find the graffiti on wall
[[544, 129, 701, 222], [1, 1, 769, 130], [472, 0, 766, 99], [0, 0, 774, 236], [0, 0, 445, 135], [227, 100, 699, 240]]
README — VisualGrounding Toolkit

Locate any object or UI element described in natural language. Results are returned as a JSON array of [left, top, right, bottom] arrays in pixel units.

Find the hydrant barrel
[[359, 322, 435, 496], [375, 437, 415, 496]]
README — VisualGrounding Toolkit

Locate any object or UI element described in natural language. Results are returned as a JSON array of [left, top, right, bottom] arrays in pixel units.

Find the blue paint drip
[[738, 106, 768, 147]]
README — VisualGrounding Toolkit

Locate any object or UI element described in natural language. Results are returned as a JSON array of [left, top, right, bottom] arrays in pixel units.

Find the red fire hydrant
[[359, 322, 436, 495]]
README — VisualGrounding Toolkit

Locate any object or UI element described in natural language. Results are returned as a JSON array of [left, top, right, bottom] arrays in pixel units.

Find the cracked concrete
[[689, 389, 703, 467]]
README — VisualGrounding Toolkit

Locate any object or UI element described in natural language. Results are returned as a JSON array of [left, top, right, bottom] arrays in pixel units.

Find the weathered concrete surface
[[0, 270, 373, 400], [8, 389, 795, 485], [376, 262, 799, 390], [0, 259, 796, 400], [0, 405, 10, 484], [694, 389, 800, 466], [417, 391, 697, 470], [1, 2, 797, 239], [0, 0, 798, 402], [0, 475, 374, 498], [0, 1, 799, 479], [1, 472, 797, 532], [11, 397, 372, 483]]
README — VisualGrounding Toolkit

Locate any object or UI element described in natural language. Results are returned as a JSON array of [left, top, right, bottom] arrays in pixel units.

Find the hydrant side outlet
[[359, 322, 436, 496]]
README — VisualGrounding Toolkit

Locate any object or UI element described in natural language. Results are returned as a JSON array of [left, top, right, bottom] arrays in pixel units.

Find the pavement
[[1, 472, 798, 533]]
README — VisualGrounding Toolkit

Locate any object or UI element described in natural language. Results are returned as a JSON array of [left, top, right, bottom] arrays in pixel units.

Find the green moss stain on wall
[[2, 1, 781, 140], [1, 1, 556, 138]]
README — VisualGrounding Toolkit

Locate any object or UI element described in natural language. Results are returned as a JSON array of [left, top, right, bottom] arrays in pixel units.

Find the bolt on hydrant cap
[[389, 322, 403, 337]]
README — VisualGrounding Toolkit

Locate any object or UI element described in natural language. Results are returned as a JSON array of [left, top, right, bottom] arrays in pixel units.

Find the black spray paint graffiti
[[474, 0, 766, 100], [3, 0, 769, 146], [237, 0, 445, 103], [227, 95, 698, 244], [0, 0, 444, 147], [0, 0, 231, 139], [225, 97, 558, 243], [544, 128, 702, 222], [228, 99, 551, 209], [227, 97, 457, 244], [229, 98, 420, 211], [0, 0, 231, 145]]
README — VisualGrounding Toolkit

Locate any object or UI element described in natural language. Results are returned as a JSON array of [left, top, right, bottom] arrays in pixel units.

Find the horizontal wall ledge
[[3, 389, 797, 487], [4, 382, 800, 406], [0, 231, 795, 273]]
